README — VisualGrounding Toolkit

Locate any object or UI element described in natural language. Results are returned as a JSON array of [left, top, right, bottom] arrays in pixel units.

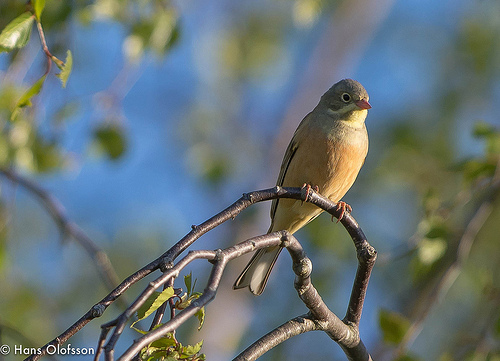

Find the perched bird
[[233, 79, 371, 295]]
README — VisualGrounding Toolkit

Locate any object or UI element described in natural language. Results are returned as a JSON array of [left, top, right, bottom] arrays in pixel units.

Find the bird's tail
[[233, 246, 282, 295]]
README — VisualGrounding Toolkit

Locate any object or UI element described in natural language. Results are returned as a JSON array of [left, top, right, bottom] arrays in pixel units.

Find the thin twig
[[35, 20, 53, 75], [0, 168, 122, 296]]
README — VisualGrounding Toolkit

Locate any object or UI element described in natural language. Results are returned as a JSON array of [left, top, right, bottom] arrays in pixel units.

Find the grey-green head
[[320, 79, 371, 115]]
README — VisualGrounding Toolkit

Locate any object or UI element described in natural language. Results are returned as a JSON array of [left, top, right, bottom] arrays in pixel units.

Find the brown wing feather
[[269, 112, 313, 230]]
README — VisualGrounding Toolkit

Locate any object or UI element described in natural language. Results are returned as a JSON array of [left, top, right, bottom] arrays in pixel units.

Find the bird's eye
[[341, 93, 351, 102]]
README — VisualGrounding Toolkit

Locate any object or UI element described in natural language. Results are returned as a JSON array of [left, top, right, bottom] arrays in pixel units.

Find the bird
[[233, 79, 371, 295]]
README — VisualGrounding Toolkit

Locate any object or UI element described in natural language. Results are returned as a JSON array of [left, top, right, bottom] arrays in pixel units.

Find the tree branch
[[0, 167, 121, 295], [235, 210, 375, 361], [21, 186, 375, 361]]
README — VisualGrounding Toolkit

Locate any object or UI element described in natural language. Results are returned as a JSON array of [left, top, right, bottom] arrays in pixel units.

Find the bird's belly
[[270, 198, 322, 234]]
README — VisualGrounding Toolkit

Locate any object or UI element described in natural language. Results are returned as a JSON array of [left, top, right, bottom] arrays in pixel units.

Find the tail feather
[[233, 246, 282, 295]]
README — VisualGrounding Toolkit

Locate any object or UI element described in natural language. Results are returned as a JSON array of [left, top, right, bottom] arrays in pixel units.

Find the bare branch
[[236, 223, 375, 361], [21, 186, 375, 361], [233, 315, 317, 361]]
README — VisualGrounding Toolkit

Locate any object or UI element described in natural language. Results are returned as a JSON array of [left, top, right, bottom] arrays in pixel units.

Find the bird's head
[[321, 79, 371, 127]]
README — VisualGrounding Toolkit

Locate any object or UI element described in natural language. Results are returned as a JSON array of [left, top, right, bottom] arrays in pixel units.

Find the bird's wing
[[269, 112, 312, 227]]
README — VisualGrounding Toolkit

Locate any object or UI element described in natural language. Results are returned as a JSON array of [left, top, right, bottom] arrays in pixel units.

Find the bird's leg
[[332, 201, 352, 223], [301, 183, 312, 203], [301, 184, 320, 203]]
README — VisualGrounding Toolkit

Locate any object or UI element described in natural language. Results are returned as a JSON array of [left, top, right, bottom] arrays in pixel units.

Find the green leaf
[[150, 333, 177, 349], [33, 0, 46, 21], [194, 307, 205, 331], [182, 340, 203, 357], [176, 292, 201, 310], [11, 75, 47, 120], [379, 309, 411, 345], [184, 272, 192, 295], [132, 327, 148, 335], [93, 123, 127, 160], [0, 12, 35, 53], [56, 50, 72, 88], [132, 287, 175, 328]]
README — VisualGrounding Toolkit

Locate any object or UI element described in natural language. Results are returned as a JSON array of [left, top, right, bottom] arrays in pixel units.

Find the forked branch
[[22, 186, 376, 361]]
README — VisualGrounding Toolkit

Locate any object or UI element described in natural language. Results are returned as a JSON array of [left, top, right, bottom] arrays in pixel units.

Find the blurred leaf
[[132, 287, 175, 327], [32, 138, 64, 172], [128, 7, 179, 59], [123, 34, 144, 63], [221, 14, 284, 80], [11, 75, 47, 121], [53, 101, 79, 124], [55, 50, 72, 88], [425, 223, 449, 240], [33, 0, 46, 21], [473, 122, 500, 155], [293, 0, 323, 28], [461, 159, 497, 184], [379, 309, 411, 345], [0, 12, 34, 53], [0, 85, 21, 121], [0, 134, 9, 166], [93, 123, 127, 160], [418, 238, 447, 265], [473, 121, 496, 138], [460, 20, 497, 74], [149, 8, 179, 55]]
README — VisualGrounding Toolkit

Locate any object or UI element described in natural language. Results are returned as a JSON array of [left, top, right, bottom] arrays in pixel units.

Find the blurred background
[[0, 0, 499, 360]]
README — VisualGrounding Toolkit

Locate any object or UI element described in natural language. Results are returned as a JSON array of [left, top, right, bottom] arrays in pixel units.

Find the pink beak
[[356, 99, 371, 110]]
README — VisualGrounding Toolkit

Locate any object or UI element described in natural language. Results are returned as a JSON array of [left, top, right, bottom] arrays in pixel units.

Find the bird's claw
[[301, 184, 319, 203], [332, 201, 352, 223]]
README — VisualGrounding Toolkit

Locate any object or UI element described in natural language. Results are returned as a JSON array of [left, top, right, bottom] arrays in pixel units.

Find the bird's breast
[[285, 123, 367, 202]]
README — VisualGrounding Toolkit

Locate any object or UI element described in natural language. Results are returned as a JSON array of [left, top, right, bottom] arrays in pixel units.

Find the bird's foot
[[332, 201, 352, 223], [301, 184, 320, 203]]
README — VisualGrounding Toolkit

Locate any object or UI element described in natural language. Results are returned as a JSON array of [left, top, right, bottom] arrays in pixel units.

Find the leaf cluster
[[0, 1, 72, 118], [132, 273, 206, 361]]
